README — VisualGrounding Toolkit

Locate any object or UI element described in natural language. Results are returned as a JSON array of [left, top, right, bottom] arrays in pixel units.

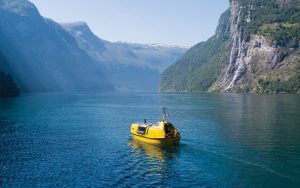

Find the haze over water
[[0, 93, 300, 187]]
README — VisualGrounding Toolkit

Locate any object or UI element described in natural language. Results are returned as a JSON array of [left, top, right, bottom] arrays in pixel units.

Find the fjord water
[[0, 93, 300, 187]]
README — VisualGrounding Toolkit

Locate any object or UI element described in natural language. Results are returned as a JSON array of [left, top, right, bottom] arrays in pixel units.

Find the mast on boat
[[162, 107, 168, 122]]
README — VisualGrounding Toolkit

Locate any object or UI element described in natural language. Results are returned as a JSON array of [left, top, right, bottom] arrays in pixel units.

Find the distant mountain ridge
[[160, 0, 300, 93], [62, 22, 186, 91], [114, 42, 187, 73]]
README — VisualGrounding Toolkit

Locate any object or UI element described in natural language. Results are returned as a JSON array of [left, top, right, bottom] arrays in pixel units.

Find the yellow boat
[[130, 107, 180, 145]]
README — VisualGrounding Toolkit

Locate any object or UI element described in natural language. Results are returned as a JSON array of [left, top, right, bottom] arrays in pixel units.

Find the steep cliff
[[213, 0, 300, 93], [160, 0, 300, 93]]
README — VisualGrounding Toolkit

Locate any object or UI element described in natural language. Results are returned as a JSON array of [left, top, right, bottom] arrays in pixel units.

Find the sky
[[30, 0, 229, 47]]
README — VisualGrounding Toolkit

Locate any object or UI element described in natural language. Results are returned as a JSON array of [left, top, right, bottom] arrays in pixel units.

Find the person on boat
[[165, 124, 174, 137]]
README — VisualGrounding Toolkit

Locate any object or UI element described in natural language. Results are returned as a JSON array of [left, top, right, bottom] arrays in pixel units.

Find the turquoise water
[[0, 92, 300, 187]]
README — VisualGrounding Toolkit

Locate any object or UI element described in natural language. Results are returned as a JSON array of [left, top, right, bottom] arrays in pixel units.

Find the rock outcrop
[[213, 0, 299, 93]]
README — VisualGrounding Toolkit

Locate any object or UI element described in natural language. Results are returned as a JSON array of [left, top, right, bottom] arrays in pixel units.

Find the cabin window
[[137, 126, 147, 134]]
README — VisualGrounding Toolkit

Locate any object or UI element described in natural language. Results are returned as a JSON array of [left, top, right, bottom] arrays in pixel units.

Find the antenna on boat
[[162, 107, 167, 122]]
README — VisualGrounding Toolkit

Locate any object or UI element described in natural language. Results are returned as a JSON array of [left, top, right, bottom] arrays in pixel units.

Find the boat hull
[[131, 133, 180, 145]]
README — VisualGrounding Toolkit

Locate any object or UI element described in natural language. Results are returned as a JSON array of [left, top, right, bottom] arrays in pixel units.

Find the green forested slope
[[160, 10, 231, 92], [160, 36, 230, 92], [238, 0, 300, 47], [160, 0, 300, 93]]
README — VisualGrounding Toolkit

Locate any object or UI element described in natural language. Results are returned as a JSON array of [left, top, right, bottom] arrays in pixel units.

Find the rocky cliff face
[[212, 0, 300, 93], [160, 0, 300, 93], [217, 33, 293, 92]]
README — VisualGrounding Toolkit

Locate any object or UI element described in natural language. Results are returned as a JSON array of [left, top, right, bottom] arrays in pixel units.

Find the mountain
[[0, 0, 113, 93], [160, 0, 300, 93], [115, 42, 188, 73], [0, 51, 19, 98], [62, 22, 186, 91]]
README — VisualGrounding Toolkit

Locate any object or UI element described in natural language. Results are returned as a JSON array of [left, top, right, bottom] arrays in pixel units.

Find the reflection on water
[[127, 139, 181, 183], [128, 139, 180, 162], [214, 94, 300, 151]]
